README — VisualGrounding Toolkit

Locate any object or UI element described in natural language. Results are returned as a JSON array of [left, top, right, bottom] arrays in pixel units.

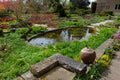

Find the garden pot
[[80, 47, 96, 64]]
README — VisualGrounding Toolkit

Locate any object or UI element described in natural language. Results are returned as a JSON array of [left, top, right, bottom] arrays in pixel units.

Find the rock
[[30, 53, 87, 77], [30, 56, 59, 77]]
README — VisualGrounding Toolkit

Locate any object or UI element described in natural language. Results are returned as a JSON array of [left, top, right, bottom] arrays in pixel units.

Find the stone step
[[100, 51, 120, 80], [15, 53, 87, 80], [95, 39, 113, 60]]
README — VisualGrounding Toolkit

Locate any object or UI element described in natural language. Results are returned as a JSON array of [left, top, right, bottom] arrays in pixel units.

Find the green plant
[[0, 10, 10, 18], [59, 22, 84, 28], [102, 10, 113, 16], [0, 19, 117, 80], [112, 40, 120, 51], [74, 47, 113, 80], [16, 26, 47, 37], [30, 26, 47, 34]]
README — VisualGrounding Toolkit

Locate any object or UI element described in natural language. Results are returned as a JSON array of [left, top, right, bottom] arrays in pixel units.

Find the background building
[[96, 0, 120, 14]]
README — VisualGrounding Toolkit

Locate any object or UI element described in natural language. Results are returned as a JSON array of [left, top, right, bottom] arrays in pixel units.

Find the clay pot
[[80, 47, 96, 64]]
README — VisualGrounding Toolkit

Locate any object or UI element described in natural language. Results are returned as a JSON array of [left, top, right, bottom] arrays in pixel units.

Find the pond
[[28, 27, 96, 46]]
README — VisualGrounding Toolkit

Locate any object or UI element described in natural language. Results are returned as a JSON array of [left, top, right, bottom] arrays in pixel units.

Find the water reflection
[[29, 27, 96, 46]]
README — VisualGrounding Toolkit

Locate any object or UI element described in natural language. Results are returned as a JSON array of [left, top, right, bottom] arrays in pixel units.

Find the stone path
[[47, 20, 114, 30], [40, 67, 76, 80], [88, 20, 113, 28], [100, 51, 120, 80]]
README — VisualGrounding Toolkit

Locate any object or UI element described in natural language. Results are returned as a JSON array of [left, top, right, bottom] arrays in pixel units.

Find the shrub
[[59, 22, 84, 28], [16, 28, 27, 34], [30, 13, 58, 27], [91, 2, 97, 13], [74, 9, 91, 16], [102, 10, 113, 16], [30, 26, 47, 34], [0, 10, 10, 18]]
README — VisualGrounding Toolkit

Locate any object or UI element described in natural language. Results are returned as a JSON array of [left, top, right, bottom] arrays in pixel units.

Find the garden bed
[[0, 26, 117, 80]]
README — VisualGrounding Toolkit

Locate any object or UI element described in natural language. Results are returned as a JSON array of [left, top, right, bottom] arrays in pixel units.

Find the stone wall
[[96, 0, 120, 14]]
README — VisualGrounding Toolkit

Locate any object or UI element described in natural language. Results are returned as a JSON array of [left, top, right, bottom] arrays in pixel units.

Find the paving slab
[[88, 20, 113, 28], [91, 20, 113, 27], [100, 51, 120, 80], [40, 67, 76, 80], [15, 53, 87, 80]]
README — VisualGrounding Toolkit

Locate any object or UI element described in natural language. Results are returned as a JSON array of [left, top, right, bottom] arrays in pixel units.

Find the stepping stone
[[40, 67, 76, 80], [30, 53, 87, 77], [100, 52, 120, 80], [15, 53, 87, 80]]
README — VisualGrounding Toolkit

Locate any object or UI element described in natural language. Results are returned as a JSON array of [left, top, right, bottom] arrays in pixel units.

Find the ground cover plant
[[58, 15, 107, 28], [74, 50, 113, 80], [0, 26, 117, 80], [74, 36, 118, 80]]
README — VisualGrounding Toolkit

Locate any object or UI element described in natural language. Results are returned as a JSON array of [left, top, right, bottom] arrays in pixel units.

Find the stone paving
[[40, 67, 76, 80], [88, 20, 113, 28], [100, 51, 120, 80]]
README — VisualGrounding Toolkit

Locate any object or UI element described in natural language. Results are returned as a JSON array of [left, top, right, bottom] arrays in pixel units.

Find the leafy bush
[[30, 13, 58, 27], [0, 10, 10, 18], [59, 22, 84, 28], [74, 9, 91, 16], [30, 26, 47, 34], [16, 26, 47, 35], [112, 40, 120, 51], [16, 28, 28, 34], [102, 10, 113, 16]]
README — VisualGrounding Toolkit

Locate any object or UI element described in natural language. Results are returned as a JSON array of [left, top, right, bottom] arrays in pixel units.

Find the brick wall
[[96, 0, 120, 14]]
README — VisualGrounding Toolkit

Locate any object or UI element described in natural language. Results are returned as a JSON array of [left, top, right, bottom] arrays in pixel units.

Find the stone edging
[[95, 39, 113, 60], [14, 53, 87, 80]]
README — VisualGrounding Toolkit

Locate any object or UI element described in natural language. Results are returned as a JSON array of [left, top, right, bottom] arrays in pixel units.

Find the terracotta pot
[[80, 47, 96, 64]]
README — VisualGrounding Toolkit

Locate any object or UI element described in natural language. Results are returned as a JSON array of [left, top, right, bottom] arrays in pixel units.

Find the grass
[[58, 15, 107, 28], [0, 26, 117, 80]]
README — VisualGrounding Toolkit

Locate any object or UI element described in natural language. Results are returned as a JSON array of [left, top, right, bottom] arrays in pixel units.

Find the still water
[[29, 27, 96, 46]]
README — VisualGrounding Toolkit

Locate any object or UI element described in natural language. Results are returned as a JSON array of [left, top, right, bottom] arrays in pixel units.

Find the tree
[[91, 2, 97, 13], [26, 0, 43, 13], [70, 0, 90, 9], [9, 0, 27, 21], [49, 0, 66, 17]]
